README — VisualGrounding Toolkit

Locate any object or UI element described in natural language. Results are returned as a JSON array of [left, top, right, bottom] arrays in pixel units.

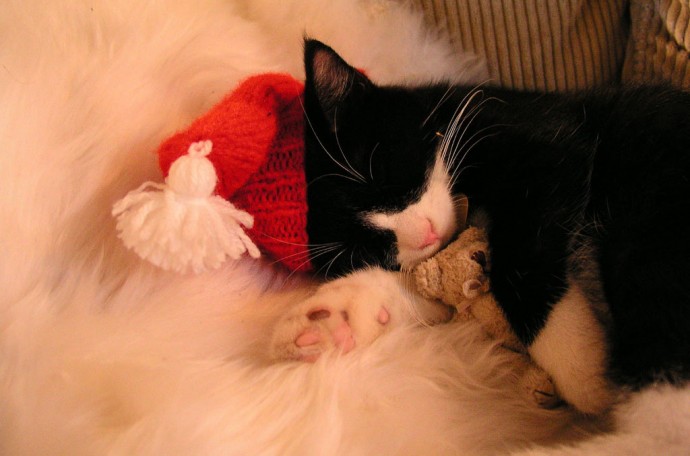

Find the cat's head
[[303, 39, 460, 277]]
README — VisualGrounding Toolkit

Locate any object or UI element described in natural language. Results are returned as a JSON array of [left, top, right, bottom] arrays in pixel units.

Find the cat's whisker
[[308, 172, 366, 186], [306, 244, 343, 258], [368, 142, 380, 182], [447, 102, 489, 158], [334, 108, 367, 183], [300, 99, 366, 185], [444, 98, 500, 169], [445, 111, 484, 172], [279, 244, 344, 284], [452, 194, 471, 213], [448, 94, 486, 138], [283, 245, 339, 260], [440, 92, 504, 180], [322, 248, 348, 278], [443, 97, 500, 182], [439, 93, 491, 180], [448, 164, 479, 190], [255, 231, 341, 249], [439, 89, 484, 166], [251, 226, 344, 269], [450, 125, 500, 172], [444, 89, 487, 135], [268, 244, 341, 267], [453, 125, 502, 166], [422, 85, 455, 127], [311, 245, 349, 278], [448, 132, 499, 189]]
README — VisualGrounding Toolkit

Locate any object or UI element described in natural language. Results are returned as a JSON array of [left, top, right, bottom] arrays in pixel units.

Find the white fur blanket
[[2, 1, 689, 454]]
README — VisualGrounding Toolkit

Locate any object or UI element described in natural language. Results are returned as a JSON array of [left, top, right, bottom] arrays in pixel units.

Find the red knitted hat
[[112, 73, 313, 273]]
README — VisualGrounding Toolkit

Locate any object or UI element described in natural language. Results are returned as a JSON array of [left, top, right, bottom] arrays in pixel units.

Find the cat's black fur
[[303, 40, 690, 391]]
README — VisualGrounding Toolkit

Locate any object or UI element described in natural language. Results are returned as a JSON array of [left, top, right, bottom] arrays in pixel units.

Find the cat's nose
[[418, 220, 440, 249]]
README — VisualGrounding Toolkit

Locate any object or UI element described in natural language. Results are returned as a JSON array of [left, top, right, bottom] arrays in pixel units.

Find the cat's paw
[[269, 269, 405, 362], [518, 362, 562, 409]]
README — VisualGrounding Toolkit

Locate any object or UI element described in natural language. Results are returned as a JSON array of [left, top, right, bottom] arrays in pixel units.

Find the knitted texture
[[158, 74, 312, 272]]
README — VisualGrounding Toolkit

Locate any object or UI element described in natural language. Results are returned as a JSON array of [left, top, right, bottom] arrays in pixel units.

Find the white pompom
[[112, 140, 260, 274]]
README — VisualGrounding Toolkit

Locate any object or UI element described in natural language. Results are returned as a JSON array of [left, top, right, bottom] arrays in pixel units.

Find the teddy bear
[[413, 226, 561, 409]]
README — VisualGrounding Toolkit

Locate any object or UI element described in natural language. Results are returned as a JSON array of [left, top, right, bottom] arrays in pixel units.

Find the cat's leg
[[269, 268, 450, 361], [485, 223, 615, 414], [527, 282, 613, 415]]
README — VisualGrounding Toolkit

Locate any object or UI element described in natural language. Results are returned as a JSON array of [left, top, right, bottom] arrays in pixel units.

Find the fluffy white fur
[[1, 0, 688, 454]]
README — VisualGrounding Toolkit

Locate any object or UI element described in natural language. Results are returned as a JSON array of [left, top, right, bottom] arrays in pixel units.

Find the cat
[[272, 39, 690, 416]]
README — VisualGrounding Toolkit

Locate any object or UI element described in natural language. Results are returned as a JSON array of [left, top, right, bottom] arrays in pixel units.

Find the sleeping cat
[[272, 39, 690, 415]]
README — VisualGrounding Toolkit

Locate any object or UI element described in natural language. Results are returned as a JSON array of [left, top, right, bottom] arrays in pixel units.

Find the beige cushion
[[623, 0, 690, 88], [411, 0, 629, 91]]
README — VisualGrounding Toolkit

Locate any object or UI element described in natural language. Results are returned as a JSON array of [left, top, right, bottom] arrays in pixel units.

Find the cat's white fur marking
[[367, 157, 458, 268], [528, 282, 614, 415]]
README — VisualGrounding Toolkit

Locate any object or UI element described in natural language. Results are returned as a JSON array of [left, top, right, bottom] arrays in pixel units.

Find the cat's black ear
[[304, 39, 372, 129]]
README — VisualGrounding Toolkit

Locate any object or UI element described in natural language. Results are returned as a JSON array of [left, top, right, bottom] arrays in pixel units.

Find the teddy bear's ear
[[303, 39, 373, 130]]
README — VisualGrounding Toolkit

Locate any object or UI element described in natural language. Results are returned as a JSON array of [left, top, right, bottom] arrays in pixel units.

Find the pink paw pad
[[377, 307, 390, 325], [295, 329, 321, 347], [333, 320, 355, 353]]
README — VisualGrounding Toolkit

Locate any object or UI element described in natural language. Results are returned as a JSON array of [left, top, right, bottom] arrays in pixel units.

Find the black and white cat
[[272, 39, 690, 416]]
